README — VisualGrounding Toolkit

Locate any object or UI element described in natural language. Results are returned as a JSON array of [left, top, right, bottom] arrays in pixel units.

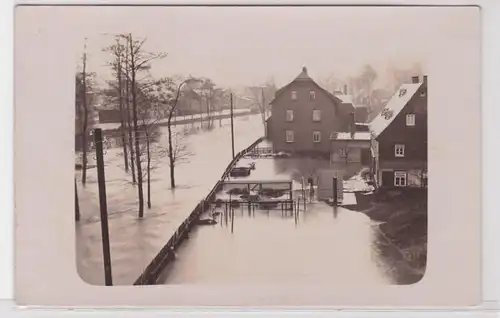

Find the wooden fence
[[133, 137, 264, 285]]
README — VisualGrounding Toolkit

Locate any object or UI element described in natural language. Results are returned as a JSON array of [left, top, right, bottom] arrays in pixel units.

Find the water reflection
[[159, 202, 392, 285]]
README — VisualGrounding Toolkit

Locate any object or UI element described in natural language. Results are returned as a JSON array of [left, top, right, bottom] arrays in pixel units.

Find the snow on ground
[[343, 171, 375, 193], [76, 115, 264, 285]]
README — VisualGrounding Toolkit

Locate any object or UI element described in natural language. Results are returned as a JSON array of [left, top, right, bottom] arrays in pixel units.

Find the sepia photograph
[[74, 6, 428, 287], [14, 4, 481, 307]]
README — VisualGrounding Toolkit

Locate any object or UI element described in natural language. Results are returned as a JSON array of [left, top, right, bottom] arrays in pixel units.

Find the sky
[[70, 6, 476, 90]]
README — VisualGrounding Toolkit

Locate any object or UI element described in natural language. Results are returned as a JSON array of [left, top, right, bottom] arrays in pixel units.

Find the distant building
[[178, 89, 203, 115], [266, 67, 355, 156], [332, 89, 369, 123], [370, 75, 428, 188]]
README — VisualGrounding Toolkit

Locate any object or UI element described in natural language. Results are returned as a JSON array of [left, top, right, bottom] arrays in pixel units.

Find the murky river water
[[76, 115, 265, 285], [159, 203, 392, 285], [76, 114, 397, 286], [158, 156, 393, 285]]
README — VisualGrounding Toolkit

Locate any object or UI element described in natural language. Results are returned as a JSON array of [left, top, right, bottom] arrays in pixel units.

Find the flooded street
[[158, 155, 393, 285], [76, 114, 398, 286], [160, 204, 392, 285], [76, 115, 264, 285]]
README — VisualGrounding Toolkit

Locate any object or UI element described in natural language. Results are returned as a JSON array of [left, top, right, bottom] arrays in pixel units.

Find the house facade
[[370, 75, 428, 188], [266, 67, 354, 155], [330, 131, 372, 165]]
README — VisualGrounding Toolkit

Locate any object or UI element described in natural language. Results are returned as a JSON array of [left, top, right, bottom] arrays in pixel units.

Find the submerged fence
[[133, 137, 264, 285]]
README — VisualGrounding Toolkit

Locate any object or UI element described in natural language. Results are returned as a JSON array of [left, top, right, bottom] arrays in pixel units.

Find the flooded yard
[[158, 150, 397, 285]]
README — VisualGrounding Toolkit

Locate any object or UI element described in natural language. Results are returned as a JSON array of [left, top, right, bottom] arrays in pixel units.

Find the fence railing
[[133, 136, 264, 285]]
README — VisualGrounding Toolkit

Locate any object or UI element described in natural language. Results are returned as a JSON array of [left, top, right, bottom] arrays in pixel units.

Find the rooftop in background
[[331, 131, 372, 141], [336, 94, 354, 105]]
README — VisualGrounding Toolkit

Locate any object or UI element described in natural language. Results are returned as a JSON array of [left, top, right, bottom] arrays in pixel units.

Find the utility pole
[[94, 128, 113, 286], [261, 87, 266, 116], [75, 178, 80, 222], [333, 177, 338, 205], [230, 93, 235, 159]]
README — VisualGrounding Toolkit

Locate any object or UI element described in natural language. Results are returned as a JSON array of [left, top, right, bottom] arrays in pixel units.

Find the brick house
[[370, 75, 428, 188], [266, 67, 354, 156]]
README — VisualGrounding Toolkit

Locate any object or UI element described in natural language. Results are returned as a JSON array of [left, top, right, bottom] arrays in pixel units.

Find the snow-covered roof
[[330, 131, 371, 141], [369, 82, 422, 138], [336, 94, 353, 104]]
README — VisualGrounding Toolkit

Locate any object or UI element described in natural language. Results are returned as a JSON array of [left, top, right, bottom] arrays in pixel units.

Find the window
[[420, 91, 426, 97], [291, 91, 297, 100], [395, 144, 405, 157], [339, 148, 347, 157], [313, 131, 321, 143], [394, 171, 407, 187], [286, 109, 294, 122], [406, 114, 416, 126], [312, 109, 321, 122], [309, 90, 316, 100], [285, 130, 294, 143]]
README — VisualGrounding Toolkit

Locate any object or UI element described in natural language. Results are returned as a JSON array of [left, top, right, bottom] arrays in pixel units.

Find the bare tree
[[75, 40, 97, 186], [77, 41, 90, 186], [247, 80, 277, 127], [166, 130, 193, 174], [135, 78, 173, 207], [121, 33, 167, 218], [199, 78, 216, 129], [102, 37, 130, 173], [165, 77, 200, 188]]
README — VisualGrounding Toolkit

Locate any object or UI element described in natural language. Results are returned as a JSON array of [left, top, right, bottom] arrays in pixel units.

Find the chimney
[[423, 75, 428, 85], [343, 84, 348, 95], [411, 76, 419, 84]]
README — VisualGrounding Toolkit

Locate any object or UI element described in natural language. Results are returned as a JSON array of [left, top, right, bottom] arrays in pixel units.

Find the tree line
[[74, 34, 243, 219]]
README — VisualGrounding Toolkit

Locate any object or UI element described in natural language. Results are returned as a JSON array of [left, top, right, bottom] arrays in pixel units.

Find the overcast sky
[[70, 6, 477, 89]]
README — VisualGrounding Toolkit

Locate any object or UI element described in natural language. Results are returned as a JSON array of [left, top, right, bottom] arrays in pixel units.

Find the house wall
[[376, 82, 427, 188], [330, 140, 370, 163], [331, 148, 361, 163], [270, 81, 349, 154]]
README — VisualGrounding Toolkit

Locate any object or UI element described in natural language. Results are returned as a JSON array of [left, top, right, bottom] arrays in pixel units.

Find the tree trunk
[[75, 178, 80, 222], [124, 50, 136, 184], [146, 129, 151, 209], [117, 53, 129, 172], [81, 51, 89, 186], [81, 132, 88, 186], [167, 121, 176, 188], [129, 34, 144, 218], [206, 96, 211, 129]]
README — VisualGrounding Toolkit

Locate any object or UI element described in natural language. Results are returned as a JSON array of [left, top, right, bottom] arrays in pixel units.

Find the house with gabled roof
[[370, 75, 428, 188], [266, 67, 355, 156]]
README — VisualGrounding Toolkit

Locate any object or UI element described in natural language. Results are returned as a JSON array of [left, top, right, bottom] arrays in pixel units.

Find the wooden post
[[231, 208, 234, 233], [333, 177, 338, 205], [94, 128, 113, 286], [75, 178, 80, 222], [230, 93, 235, 159]]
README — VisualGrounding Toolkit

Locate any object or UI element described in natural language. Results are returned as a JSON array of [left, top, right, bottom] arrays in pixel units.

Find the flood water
[[76, 115, 265, 285], [76, 114, 399, 286], [160, 204, 392, 285], [158, 157, 393, 285]]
